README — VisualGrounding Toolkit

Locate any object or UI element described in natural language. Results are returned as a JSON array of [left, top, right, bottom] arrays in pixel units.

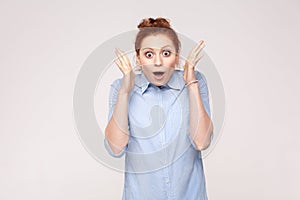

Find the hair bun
[[137, 17, 171, 29]]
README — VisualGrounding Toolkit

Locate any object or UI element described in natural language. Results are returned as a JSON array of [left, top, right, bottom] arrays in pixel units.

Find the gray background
[[1, 0, 299, 199]]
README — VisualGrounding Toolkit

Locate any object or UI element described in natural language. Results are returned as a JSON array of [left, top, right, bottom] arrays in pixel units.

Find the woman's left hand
[[183, 40, 205, 83]]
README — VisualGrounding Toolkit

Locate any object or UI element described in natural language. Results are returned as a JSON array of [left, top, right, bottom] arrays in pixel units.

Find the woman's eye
[[162, 50, 171, 57], [145, 52, 154, 58]]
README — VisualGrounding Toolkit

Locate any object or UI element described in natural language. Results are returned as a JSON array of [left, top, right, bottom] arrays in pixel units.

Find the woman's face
[[136, 34, 179, 86]]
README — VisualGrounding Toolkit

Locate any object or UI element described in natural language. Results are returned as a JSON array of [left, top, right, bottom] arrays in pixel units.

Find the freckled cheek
[[139, 58, 153, 65], [165, 59, 177, 67]]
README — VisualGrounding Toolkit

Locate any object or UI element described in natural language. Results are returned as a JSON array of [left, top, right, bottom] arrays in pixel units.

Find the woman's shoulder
[[110, 77, 122, 89], [109, 72, 145, 92], [195, 70, 207, 82]]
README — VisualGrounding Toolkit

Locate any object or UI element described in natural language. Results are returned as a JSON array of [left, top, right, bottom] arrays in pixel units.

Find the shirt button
[[166, 177, 169, 183]]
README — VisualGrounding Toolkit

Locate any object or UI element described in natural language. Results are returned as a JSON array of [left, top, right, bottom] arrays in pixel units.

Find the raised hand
[[114, 48, 135, 94], [183, 40, 205, 83]]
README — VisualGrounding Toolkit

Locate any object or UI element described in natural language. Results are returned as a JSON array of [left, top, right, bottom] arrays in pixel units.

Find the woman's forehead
[[140, 34, 175, 50]]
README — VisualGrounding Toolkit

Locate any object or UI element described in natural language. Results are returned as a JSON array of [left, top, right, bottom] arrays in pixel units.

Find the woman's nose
[[154, 54, 162, 66]]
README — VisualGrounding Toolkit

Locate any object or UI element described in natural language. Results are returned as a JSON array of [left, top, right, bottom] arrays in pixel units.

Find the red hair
[[135, 17, 181, 56]]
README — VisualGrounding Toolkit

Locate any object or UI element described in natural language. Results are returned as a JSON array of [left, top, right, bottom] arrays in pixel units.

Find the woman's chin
[[152, 79, 167, 86]]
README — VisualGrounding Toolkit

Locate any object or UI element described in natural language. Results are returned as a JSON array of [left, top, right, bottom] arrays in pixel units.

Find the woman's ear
[[136, 54, 141, 66], [175, 53, 179, 65]]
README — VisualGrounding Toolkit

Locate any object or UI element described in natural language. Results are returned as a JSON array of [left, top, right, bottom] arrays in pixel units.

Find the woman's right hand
[[114, 48, 135, 94]]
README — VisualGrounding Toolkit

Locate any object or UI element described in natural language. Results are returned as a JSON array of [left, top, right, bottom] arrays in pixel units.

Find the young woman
[[104, 17, 214, 200]]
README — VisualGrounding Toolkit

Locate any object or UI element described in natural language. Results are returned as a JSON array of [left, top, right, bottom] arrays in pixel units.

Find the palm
[[183, 40, 205, 82], [114, 48, 135, 94]]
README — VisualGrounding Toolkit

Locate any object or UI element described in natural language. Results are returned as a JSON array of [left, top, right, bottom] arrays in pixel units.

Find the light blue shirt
[[104, 69, 212, 200]]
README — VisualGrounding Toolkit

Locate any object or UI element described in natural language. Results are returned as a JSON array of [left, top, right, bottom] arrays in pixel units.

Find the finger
[[186, 43, 203, 65], [121, 52, 133, 72], [114, 48, 123, 62], [123, 56, 132, 71], [194, 42, 205, 57], [194, 45, 205, 61], [194, 40, 205, 53], [120, 50, 131, 65], [185, 58, 193, 67], [117, 48, 128, 62], [115, 48, 126, 62], [114, 55, 126, 72], [191, 40, 203, 53], [116, 49, 131, 71], [114, 60, 123, 72], [115, 48, 126, 66], [196, 42, 205, 53], [194, 54, 205, 64]]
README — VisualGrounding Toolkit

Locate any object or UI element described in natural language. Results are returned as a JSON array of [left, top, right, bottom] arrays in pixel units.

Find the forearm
[[105, 92, 130, 154], [188, 82, 213, 150]]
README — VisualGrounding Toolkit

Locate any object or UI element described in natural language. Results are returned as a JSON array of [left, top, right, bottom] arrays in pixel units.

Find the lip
[[153, 71, 165, 80]]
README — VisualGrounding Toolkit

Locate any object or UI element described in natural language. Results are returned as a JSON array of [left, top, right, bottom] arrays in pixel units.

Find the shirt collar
[[134, 69, 186, 94]]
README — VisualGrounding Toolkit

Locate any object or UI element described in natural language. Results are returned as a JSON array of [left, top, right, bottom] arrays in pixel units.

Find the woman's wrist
[[117, 91, 130, 100], [185, 79, 199, 87]]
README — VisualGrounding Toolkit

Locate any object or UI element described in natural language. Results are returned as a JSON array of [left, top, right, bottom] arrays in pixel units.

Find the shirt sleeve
[[188, 70, 214, 151], [195, 70, 211, 118], [104, 78, 128, 158]]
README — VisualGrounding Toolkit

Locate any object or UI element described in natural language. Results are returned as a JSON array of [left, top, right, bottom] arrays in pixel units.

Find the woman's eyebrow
[[141, 45, 173, 50]]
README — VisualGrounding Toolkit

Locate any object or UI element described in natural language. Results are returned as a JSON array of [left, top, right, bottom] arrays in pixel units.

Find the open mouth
[[153, 72, 165, 76], [153, 71, 165, 80]]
